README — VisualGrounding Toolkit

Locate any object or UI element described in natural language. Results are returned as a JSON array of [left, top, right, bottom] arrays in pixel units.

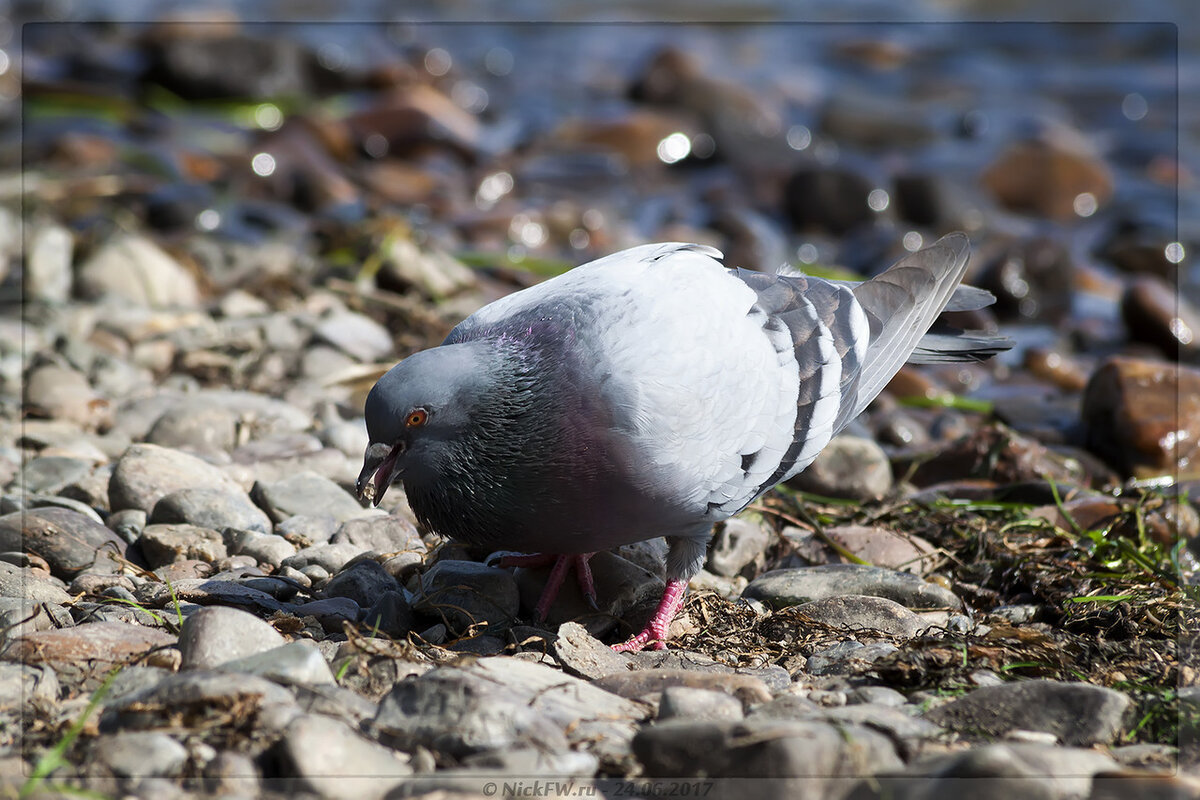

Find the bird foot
[[496, 552, 598, 621], [612, 579, 688, 653]]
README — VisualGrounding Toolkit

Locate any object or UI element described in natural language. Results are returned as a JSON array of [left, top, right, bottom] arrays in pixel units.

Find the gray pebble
[[331, 514, 425, 554], [108, 670, 296, 731], [292, 596, 360, 631], [26, 222, 74, 304], [0, 562, 72, 604], [251, 471, 368, 524], [92, 731, 189, 779], [277, 514, 340, 545], [274, 714, 411, 800], [150, 487, 272, 535], [552, 621, 632, 680], [658, 686, 745, 722], [218, 640, 334, 687], [107, 509, 146, 545], [283, 542, 365, 575], [108, 443, 244, 513], [0, 663, 60, 707], [314, 311, 394, 362], [924, 679, 1132, 746], [847, 686, 907, 707], [743, 564, 962, 611], [15, 455, 93, 495], [178, 606, 285, 670], [226, 531, 296, 567], [146, 404, 238, 454], [77, 233, 199, 308]]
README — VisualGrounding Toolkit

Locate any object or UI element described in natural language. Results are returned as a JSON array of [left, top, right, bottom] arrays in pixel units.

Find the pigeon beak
[[356, 441, 404, 507]]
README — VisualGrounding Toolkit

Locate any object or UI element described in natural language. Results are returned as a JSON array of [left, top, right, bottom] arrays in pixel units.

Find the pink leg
[[496, 552, 597, 622], [612, 579, 688, 653]]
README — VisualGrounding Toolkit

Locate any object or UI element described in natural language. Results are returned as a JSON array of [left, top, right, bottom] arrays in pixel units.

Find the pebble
[[16, 455, 93, 495], [275, 714, 412, 800], [552, 621, 633, 680], [291, 596, 361, 631], [417, 560, 520, 635], [593, 668, 772, 706], [5, 622, 177, 686], [744, 564, 962, 611], [331, 514, 425, 554], [281, 542, 366, 575], [0, 506, 127, 580], [77, 233, 201, 308], [658, 686, 745, 722], [787, 434, 893, 501], [847, 686, 907, 707], [26, 222, 74, 303], [0, 561, 72, 604], [1122, 274, 1200, 361], [314, 311, 395, 362], [145, 404, 238, 454], [322, 560, 399, 608], [108, 670, 297, 731], [363, 590, 415, 638], [635, 718, 901, 788], [707, 513, 771, 577], [816, 525, 938, 575], [0, 663, 60, 707], [137, 523, 228, 568], [178, 606, 285, 669], [793, 595, 931, 639], [924, 679, 1131, 746], [149, 486, 273, 534], [251, 471, 370, 524], [806, 640, 899, 675], [1082, 357, 1200, 480], [225, 530, 296, 567], [92, 731, 189, 780], [23, 364, 112, 431], [980, 127, 1113, 221], [512, 550, 663, 637], [857, 743, 1117, 799], [277, 514, 340, 545], [218, 640, 335, 686], [108, 443, 244, 513]]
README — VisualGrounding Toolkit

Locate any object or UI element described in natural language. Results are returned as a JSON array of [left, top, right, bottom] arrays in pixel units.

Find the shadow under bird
[[357, 233, 1010, 651]]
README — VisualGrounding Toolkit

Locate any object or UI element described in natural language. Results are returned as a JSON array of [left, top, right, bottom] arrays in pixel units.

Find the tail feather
[[845, 233, 973, 421]]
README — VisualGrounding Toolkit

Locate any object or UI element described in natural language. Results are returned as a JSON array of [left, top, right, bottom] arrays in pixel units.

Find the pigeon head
[[356, 341, 500, 508]]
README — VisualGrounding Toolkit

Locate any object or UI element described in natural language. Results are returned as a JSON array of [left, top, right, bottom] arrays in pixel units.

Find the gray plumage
[[358, 233, 1009, 600]]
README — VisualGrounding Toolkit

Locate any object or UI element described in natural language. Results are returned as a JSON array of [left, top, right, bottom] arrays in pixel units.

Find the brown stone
[[4, 622, 176, 687], [981, 131, 1113, 221], [1082, 357, 1200, 480], [1121, 275, 1200, 363]]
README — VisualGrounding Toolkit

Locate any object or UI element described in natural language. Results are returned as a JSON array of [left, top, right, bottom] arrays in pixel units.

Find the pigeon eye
[[406, 408, 428, 427]]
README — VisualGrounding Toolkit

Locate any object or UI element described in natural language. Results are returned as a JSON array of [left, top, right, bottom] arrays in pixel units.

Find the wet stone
[[109, 443, 244, 513], [1082, 357, 1200, 480], [787, 434, 893, 501], [218, 640, 334, 687], [1122, 274, 1200, 362], [0, 507, 127, 580], [744, 564, 962, 611], [251, 471, 370, 524], [322, 559, 399, 608], [178, 605, 285, 669], [924, 679, 1132, 746], [417, 560, 520, 635]]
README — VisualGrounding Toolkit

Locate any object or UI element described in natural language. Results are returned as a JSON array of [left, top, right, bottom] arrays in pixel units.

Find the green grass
[[21, 669, 120, 799]]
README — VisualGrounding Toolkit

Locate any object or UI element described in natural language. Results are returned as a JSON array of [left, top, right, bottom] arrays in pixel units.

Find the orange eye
[[406, 408, 428, 427]]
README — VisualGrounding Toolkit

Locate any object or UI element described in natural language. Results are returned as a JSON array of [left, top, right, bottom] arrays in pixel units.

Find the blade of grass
[[21, 668, 121, 799]]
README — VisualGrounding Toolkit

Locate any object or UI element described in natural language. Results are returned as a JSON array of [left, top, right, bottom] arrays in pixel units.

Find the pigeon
[[357, 233, 1010, 651]]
